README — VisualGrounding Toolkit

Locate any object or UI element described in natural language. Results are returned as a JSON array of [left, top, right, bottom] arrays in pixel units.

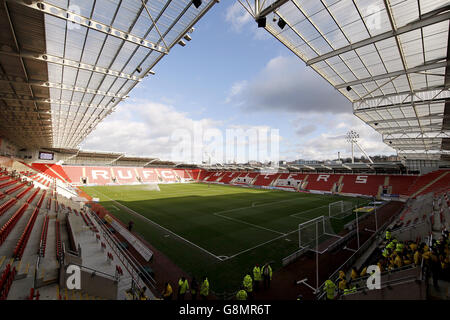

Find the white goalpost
[[328, 200, 354, 218], [142, 182, 160, 192], [297, 215, 343, 293], [298, 216, 341, 254]]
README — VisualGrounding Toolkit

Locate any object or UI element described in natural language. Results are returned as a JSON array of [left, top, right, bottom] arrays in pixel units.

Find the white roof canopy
[[239, 0, 450, 160], [0, 0, 217, 149]]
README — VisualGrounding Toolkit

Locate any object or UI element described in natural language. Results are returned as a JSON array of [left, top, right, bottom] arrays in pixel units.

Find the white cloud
[[292, 114, 395, 160], [82, 100, 283, 164], [82, 101, 219, 162], [224, 2, 271, 40], [225, 2, 253, 32], [227, 55, 351, 114]]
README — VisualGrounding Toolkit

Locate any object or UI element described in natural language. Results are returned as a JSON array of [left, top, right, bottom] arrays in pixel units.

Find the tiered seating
[[36, 191, 46, 209], [289, 173, 308, 181], [61, 166, 84, 184], [84, 167, 112, 185], [406, 170, 446, 196], [39, 216, 49, 257], [47, 197, 52, 211], [156, 169, 178, 182], [200, 171, 214, 181], [219, 172, 240, 184], [415, 171, 449, 197], [15, 186, 33, 200], [0, 176, 10, 182], [305, 174, 342, 192], [205, 172, 225, 182], [0, 264, 16, 300], [80, 211, 98, 232], [135, 168, 159, 183], [79, 210, 90, 227], [0, 203, 29, 245], [388, 175, 417, 195], [253, 173, 279, 187], [26, 188, 40, 205], [340, 174, 385, 196], [13, 207, 40, 259], [111, 167, 138, 184], [0, 199, 17, 217], [44, 164, 72, 182], [0, 180, 17, 189], [55, 220, 62, 261]]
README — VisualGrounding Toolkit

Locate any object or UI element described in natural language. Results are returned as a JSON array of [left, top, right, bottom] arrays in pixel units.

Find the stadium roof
[[0, 0, 217, 149], [239, 0, 450, 160]]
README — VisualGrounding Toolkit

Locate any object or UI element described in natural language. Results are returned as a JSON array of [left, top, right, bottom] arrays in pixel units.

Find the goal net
[[142, 182, 160, 192], [298, 216, 341, 254], [328, 200, 354, 219]]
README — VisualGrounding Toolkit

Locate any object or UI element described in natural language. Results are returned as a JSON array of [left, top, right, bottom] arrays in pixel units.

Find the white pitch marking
[[212, 212, 286, 236], [92, 187, 223, 262]]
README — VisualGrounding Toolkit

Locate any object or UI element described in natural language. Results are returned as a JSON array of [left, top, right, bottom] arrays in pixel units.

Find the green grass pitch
[[81, 183, 366, 295]]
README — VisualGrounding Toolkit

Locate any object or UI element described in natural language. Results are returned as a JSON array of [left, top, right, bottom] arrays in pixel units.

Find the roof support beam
[[17, 0, 168, 55], [336, 60, 449, 89], [306, 9, 450, 66], [0, 50, 148, 81], [358, 113, 444, 125], [256, 0, 290, 18], [0, 78, 124, 99], [0, 94, 116, 111], [376, 124, 447, 134]]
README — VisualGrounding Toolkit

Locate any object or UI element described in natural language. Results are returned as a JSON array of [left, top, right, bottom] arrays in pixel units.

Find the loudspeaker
[[257, 17, 266, 28], [193, 0, 202, 9], [277, 17, 286, 29]]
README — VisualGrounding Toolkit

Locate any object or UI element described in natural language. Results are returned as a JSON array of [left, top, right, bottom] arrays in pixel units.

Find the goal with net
[[328, 200, 354, 219], [298, 216, 341, 254], [142, 182, 160, 191]]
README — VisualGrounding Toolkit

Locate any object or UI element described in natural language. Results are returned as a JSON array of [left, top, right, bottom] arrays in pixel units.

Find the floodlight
[[193, 0, 202, 9], [257, 17, 266, 28], [277, 17, 286, 29]]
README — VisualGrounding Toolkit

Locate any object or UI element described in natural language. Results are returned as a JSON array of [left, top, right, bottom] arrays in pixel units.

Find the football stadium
[[0, 0, 449, 305]]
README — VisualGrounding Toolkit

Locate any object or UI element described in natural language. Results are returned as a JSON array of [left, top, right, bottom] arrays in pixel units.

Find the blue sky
[[82, 2, 395, 163]]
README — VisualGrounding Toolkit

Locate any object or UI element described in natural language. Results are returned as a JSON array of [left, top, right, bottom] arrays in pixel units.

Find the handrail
[[86, 209, 157, 293], [316, 206, 400, 299], [65, 262, 117, 281]]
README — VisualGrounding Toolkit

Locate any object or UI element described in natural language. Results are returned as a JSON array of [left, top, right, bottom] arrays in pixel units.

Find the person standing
[[324, 279, 336, 300], [243, 273, 253, 300], [253, 264, 262, 291], [262, 263, 272, 289], [177, 277, 189, 301], [200, 276, 209, 300], [190, 277, 199, 300], [162, 282, 173, 300], [128, 220, 134, 232]]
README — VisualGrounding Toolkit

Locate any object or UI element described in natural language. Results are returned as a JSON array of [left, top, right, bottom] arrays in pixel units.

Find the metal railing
[[86, 209, 158, 295], [316, 207, 400, 299]]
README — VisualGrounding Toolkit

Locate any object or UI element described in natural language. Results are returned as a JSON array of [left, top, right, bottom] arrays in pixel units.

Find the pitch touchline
[[92, 188, 224, 262], [212, 212, 286, 236]]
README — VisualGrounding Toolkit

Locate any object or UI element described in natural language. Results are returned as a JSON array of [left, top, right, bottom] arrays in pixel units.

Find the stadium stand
[[340, 174, 385, 196], [253, 173, 280, 187], [305, 173, 342, 192]]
